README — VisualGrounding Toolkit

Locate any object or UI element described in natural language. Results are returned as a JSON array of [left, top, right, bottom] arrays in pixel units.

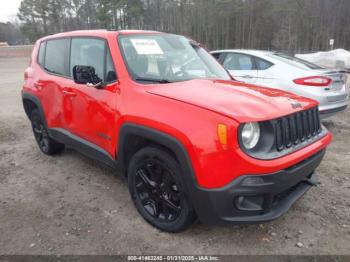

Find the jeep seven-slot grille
[[275, 107, 321, 151]]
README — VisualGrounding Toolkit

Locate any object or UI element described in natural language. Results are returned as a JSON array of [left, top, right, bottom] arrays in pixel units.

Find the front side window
[[70, 38, 106, 81], [223, 53, 255, 70], [118, 34, 231, 83], [45, 38, 70, 76]]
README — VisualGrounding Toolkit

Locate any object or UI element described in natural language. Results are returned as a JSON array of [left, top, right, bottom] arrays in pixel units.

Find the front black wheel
[[30, 109, 65, 155], [128, 147, 196, 232]]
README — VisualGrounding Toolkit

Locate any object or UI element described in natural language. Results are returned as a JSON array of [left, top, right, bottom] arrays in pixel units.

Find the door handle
[[62, 90, 77, 97]]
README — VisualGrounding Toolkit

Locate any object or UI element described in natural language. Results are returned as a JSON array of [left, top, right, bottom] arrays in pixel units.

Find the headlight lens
[[241, 122, 260, 149]]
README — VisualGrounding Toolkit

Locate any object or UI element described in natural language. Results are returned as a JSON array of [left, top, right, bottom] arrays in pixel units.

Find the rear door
[[65, 37, 119, 156], [222, 52, 258, 83], [36, 38, 71, 129]]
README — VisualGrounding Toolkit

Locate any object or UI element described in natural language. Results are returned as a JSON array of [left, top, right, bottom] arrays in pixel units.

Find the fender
[[117, 123, 197, 184], [116, 123, 202, 195], [22, 92, 48, 128]]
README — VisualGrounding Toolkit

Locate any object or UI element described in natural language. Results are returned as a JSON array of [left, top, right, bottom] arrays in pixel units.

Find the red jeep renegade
[[22, 30, 332, 232]]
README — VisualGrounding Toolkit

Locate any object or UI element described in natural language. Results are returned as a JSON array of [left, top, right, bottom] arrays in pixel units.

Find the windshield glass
[[271, 53, 324, 70], [118, 34, 231, 83]]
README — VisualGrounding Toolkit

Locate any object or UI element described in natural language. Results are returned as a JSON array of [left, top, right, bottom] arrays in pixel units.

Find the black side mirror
[[73, 65, 103, 88]]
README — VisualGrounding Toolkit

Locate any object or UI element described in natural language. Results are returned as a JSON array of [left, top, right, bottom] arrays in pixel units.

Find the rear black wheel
[[30, 109, 65, 155], [128, 147, 196, 232]]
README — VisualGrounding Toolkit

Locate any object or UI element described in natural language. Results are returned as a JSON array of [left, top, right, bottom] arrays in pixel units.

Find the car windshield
[[118, 34, 231, 83], [271, 53, 324, 70]]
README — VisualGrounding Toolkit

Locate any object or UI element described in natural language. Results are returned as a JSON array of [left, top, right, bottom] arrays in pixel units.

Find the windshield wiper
[[135, 78, 173, 84]]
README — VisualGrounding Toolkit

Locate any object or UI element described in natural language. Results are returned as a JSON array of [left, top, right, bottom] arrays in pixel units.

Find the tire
[[128, 147, 196, 232], [30, 109, 65, 155]]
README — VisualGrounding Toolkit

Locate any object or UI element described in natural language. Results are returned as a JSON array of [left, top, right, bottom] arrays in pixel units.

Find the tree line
[[0, 22, 24, 45], [1, 0, 349, 52]]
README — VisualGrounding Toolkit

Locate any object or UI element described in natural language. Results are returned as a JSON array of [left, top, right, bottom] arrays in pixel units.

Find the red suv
[[22, 30, 332, 232]]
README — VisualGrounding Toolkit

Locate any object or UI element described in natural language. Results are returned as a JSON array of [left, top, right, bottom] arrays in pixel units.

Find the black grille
[[275, 107, 321, 151]]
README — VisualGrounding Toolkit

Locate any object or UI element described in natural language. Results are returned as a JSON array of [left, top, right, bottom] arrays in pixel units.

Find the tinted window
[[255, 57, 273, 70], [38, 41, 46, 66], [105, 48, 117, 82], [70, 38, 105, 81], [223, 53, 255, 70], [45, 39, 70, 76]]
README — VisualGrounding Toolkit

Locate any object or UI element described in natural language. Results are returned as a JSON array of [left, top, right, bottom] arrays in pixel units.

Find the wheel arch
[[117, 123, 198, 188], [22, 92, 48, 128]]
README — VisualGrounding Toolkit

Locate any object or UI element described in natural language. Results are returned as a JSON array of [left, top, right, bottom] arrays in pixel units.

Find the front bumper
[[191, 149, 325, 225]]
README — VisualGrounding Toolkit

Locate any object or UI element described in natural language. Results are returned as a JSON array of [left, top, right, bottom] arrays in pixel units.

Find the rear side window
[[70, 38, 106, 81], [223, 53, 255, 70], [38, 41, 46, 66], [44, 39, 70, 76], [255, 57, 273, 70]]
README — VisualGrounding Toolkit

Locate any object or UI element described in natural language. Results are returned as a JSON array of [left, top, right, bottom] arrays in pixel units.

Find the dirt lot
[[0, 57, 349, 255]]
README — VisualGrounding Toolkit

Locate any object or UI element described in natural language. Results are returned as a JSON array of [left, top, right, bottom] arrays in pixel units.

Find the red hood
[[146, 79, 318, 123]]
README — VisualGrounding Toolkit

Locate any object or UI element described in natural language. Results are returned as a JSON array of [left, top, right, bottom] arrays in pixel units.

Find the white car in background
[[211, 50, 349, 118]]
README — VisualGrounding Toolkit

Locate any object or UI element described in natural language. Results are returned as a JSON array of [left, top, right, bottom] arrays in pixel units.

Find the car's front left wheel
[[128, 147, 196, 232]]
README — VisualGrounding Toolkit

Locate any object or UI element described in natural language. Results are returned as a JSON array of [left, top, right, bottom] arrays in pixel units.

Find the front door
[[65, 37, 118, 156]]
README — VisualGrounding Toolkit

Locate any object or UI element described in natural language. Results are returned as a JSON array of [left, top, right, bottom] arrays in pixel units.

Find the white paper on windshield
[[130, 39, 164, 55]]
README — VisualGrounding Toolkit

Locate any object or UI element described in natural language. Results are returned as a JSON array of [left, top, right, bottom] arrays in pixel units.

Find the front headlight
[[241, 122, 260, 149]]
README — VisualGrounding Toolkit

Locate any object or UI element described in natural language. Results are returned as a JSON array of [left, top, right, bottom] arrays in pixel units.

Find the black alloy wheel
[[135, 158, 182, 222], [32, 112, 50, 153], [128, 147, 196, 232], [30, 109, 65, 155]]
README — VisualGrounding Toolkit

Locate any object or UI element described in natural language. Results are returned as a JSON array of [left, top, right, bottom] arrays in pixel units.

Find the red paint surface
[[22, 30, 331, 189]]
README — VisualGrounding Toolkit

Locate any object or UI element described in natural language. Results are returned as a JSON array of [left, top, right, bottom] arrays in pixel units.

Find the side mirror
[[72, 65, 103, 88]]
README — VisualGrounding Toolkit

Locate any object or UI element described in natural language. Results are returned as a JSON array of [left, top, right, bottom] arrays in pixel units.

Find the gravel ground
[[0, 57, 349, 255]]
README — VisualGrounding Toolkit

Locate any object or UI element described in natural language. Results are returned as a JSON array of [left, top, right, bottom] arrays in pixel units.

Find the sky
[[0, 0, 22, 23]]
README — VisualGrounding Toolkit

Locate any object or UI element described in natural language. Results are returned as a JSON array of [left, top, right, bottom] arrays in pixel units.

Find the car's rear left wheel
[[128, 147, 196, 232], [30, 109, 65, 155]]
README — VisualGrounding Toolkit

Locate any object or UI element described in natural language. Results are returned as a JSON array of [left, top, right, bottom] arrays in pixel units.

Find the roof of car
[[211, 49, 273, 56], [38, 29, 165, 42]]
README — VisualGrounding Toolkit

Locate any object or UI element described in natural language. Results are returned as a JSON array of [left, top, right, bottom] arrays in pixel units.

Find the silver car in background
[[211, 50, 349, 118]]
